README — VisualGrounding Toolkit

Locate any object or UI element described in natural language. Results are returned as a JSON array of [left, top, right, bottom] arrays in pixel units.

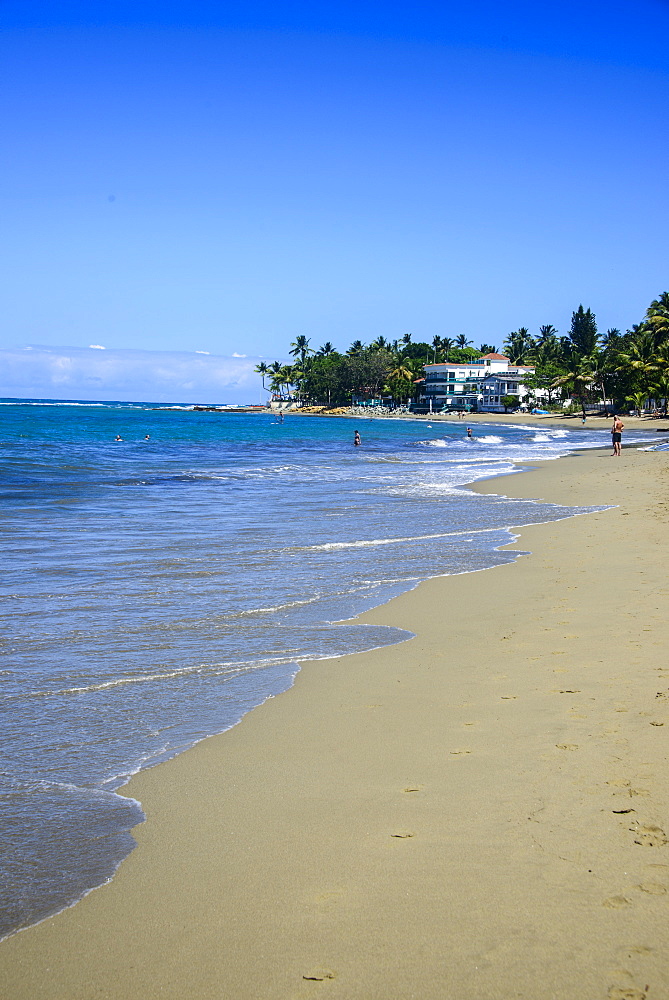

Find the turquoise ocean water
[[0, 400, 660, 939]]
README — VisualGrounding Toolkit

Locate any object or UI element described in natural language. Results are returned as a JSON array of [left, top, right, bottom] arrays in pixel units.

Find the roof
[[479, 353, 510, 361], [481, 367, 535, 377], [424, 362, 485, 368]]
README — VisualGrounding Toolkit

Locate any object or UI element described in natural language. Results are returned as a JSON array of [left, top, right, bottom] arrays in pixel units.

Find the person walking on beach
[[354, 430, 361, 447], [611, 414, 624, 456]]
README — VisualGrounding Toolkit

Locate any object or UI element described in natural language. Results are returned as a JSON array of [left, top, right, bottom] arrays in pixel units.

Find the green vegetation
[[255, 292, 669, 412], [512, 294, 669, 416], [501, 395, 520, 413]]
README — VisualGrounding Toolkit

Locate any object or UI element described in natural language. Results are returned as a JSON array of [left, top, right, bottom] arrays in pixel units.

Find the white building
[[419, 354, 538, 412]]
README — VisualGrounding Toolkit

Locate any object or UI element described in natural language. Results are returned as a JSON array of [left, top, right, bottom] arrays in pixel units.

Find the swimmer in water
[[354, 430, 361, 446], [114, 434, 123, 442], [466, 427, 473, 438], [144, 434, 150, 440]]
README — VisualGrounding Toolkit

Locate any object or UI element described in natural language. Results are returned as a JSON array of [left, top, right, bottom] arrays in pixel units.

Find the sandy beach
[[1, 442, 668, 1000]]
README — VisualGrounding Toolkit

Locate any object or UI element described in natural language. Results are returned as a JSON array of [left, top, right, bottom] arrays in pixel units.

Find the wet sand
[[1, 444, 668, 999]]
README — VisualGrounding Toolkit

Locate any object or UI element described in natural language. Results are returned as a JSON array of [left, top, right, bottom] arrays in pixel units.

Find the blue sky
[[1, 1, 668, 401]]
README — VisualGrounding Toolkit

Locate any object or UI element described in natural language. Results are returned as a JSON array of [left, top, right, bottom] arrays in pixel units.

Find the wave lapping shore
[[4, 400, 636, 939], [1, 403, 668, 1000], [2, 444, 667, 1000]]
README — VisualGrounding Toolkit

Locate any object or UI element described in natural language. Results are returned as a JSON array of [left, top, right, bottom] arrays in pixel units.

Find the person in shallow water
[[467, 427, 473, 438], [354, 430, 361, 446]]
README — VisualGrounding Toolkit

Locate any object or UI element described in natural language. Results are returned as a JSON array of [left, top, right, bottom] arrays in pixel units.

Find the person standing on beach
[[611, 414, 624, 456], [354, 430, 361, 446]]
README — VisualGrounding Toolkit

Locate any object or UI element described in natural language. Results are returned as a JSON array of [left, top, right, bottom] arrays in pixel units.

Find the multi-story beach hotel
[[419, 352, 538, 412]]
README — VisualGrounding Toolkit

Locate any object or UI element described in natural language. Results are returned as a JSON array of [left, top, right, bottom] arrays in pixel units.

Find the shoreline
[[0, 417, 620, 944], [281, 407, 669, 434], [1, 444, 668, 998]]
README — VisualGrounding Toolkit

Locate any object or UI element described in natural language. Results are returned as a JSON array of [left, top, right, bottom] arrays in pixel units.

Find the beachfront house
[[418, 353, 540, 412]]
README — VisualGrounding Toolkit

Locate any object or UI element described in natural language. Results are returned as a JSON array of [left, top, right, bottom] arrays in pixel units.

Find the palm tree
[[643, 291, 669, 347], [254, 361, 269, 391], [389, 361, 413, 382], [478, 343, 497, 354], [347, 340, 364, 355], [370, 336, 388, 350], [537, 324, 558, 344], [627, 390, 648, 416], [616, 332, 661, 394], [504, 328, 534, 364], [289, 336, 312, 363], [601, 328, 621, 348], [268, 361, 284, 398], [388, 361, 414, 404], [650, 371, 669, 416], [440, 337, 455, 362], [587, 351, 613, 415], [552, 356, 597, 418], [401, 333, 412, 347], [279, 365, 296, 398], [431, 335, 442, 362], [316, 342, 335, 356], [455, 334, 472, 349]]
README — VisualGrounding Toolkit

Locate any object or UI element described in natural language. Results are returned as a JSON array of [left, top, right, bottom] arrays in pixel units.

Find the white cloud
[[89, 344, 106, 349], [195, 350, 210, 354], [232, 352, 247, 357], [0, 346, 269, 404]]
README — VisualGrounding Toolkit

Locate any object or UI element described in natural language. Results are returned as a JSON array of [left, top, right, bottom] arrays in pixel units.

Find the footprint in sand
[[402, 785, 423, 793], [630, 822, 669, 848], [607, 989, 647, 1000], [616, 945, 653, 958], [449, 749, 472, 755], [556, 743, 579, 751], [500, 695, 517, 700], [635, 883, 667, 895], [391, 831, 415, 838], [603, 896, 632, 908]]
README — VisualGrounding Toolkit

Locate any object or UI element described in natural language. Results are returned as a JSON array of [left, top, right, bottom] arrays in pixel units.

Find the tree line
[[254, 292, 669, 413]]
